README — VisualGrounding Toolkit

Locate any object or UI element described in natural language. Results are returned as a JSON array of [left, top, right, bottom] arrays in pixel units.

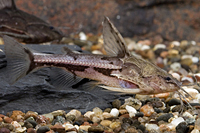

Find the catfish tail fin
[[3, 35, 34, 84]]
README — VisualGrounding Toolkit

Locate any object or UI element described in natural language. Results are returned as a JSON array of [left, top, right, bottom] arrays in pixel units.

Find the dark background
[[15, 0, 200, 43]]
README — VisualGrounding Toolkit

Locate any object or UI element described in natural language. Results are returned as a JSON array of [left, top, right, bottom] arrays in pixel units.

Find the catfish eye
[[165, 77, 171, 81]]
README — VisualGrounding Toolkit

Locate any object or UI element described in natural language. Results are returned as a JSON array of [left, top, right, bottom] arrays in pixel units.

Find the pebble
[[0, 128, 10, 133], [170, 62, 181, 71], [171, 72, 181, 81], [125, 105, 137, 117], [79, 125, 91, 132], [123, 97, 142, 110], [42, 113, 54, 123], [4, 116, 13, 123], [153, 44, 166, 51], [65, 109, 81, 119], [171, 41, 180, 46], [112, 99, 121, 108], [176, 122, 188, 133], [181, 58, 193, 66], [194, 117, 200, 130], [10, 110, 25, 121], [27, 128, 36, 133], [24, 111, 38, 119], [88, 125, 104, 132], [156, 113, 173, 122], [168, 98, 181, 106], [102, 112, 113, 119], [110, 108, 119, 117], [191, 129, 200, 133], [168, 117, 185, 130], [37, 126, 50, 133], [140, 104, 154, 117], [109, 121, 121, 130], [51, 110, 65, 117], [100, 120, 112, 127], [145, 123, 160, 132]]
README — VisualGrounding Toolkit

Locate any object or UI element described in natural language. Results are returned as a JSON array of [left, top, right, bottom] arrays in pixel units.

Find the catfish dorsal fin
[[103, 17, 130, 58], [0, 0, 17, 10]]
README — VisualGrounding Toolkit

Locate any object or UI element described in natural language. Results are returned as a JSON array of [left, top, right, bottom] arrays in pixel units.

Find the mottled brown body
[[3, 17, 186, 96]]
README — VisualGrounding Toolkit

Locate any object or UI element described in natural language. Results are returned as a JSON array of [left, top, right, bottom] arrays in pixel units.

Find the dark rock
[[163, 106, 170, 113], [156, 113, 173, 122], [0, 45, 131, 114], [37, 126, 50, 133], [112, 99, 121, 109], [122, 118, 133, 125], [172, 105, 185, 113], [52, 116, 65, 125], [74, 116, 84, 126], [26, 119, 37, 128], [168, 99, 181, 106], [24, 121, 33, 129], [176, 122, 188, 133], [154, 108, 163, 113], [27, 128, 36, 133], [135, 112, 144, 117], [137, 124, 146, 132]]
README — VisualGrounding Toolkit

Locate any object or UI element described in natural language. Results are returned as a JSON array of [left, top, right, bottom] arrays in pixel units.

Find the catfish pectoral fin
[[49, 67, 83, 89]]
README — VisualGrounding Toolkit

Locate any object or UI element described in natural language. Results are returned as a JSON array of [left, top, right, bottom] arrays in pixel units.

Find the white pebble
[[141, 45, 150, 51], [191, 41, 196, 45], [153, 44, 166, 51], [181, 87, 199, 98], [79, 32, 87, 40], [182, 111, 194, 118], [63, 123, 75, 131], [171, 73, 181, 81], [127, 41, 137, 51], [103, 112, 113, 119], [145, 123, 160, 132], [66, 109, 81, 119], [11, 121, 21, 128], [181, 55, 193, 60], [181, 77, 194, 83], [110, 108, 119, 117], [15, 127, 27, 133], [171, 41, 180, 46], [170, 62, 181, 71], [125, 105, 137, 117], [170, 117, 185, 127], [191, 129, 199, 133], [192, 57, 199, 63], [84, 111, 94, 119]]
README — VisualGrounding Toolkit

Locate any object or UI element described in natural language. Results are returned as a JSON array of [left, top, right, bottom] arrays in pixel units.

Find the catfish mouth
[[119, 79, 139, 89]]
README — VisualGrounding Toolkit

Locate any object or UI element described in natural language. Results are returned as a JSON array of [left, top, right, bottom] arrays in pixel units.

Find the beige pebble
[[100, 120, 112, 127], [109, 121, 121, 130]]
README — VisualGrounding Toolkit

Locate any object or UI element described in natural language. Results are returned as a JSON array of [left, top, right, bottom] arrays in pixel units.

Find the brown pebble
[[4, 116, 13, 123], [0, 114, 5, 118], [10, 110, 25, 121], [0, 128, 10, 133], [0, 117, 3, 122], [27, 128, 36, 133], [120, 114, 130, 118], [125, 127, 138, 133], [140, 105, 155, 117], [50, 124, 65, 133], [160, 51, 168, 58], [24, 111, 38, 119], [36, 115, 49, 124]]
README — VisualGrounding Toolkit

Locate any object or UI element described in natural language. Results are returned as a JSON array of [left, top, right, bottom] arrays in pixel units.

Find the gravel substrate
[[1, 35, 200, 133]]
